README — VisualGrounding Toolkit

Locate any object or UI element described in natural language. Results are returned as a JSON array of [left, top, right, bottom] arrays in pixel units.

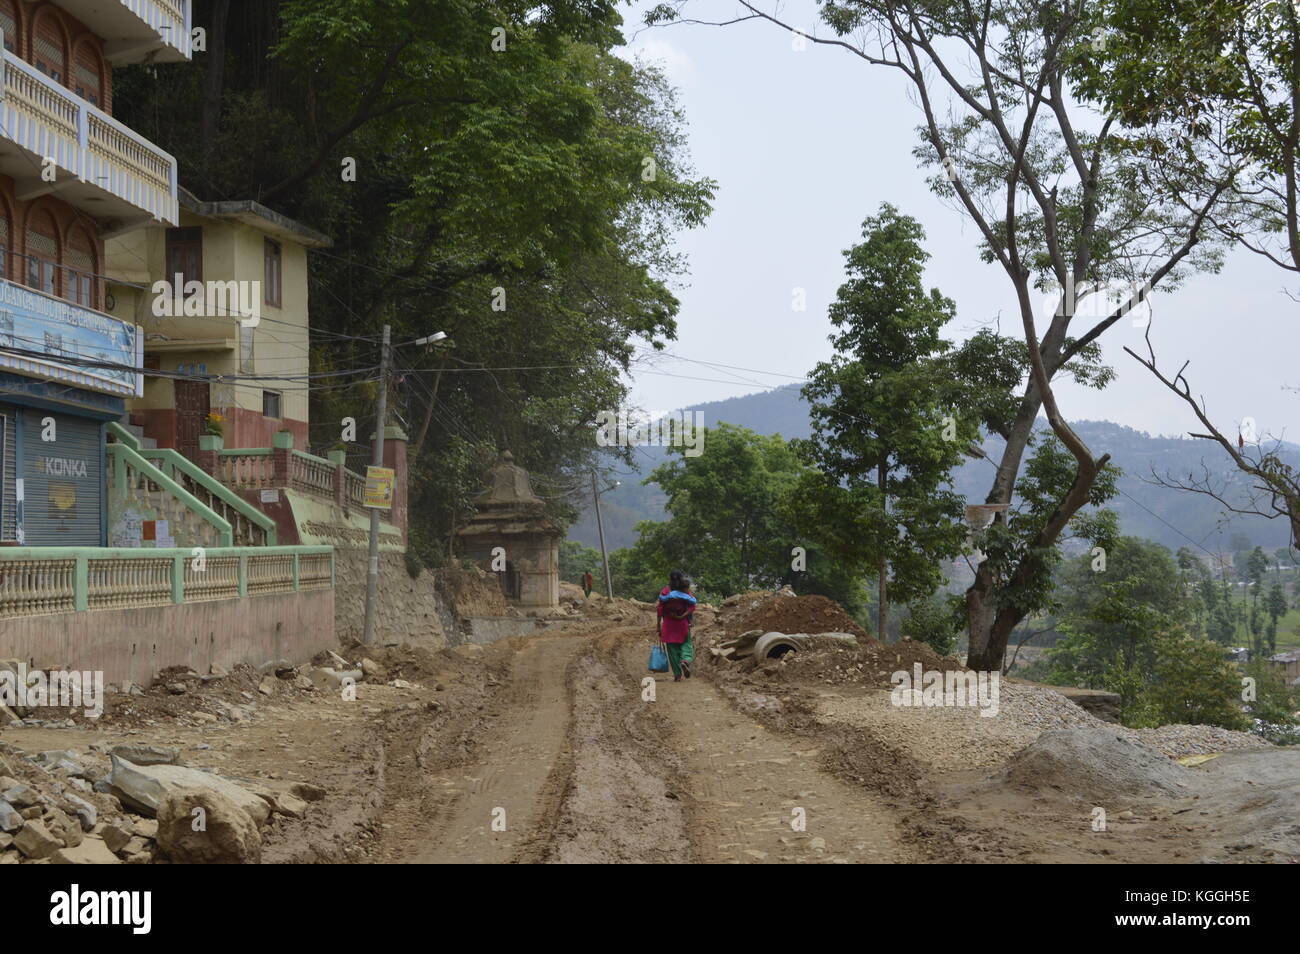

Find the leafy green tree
[[791, 204, 975, 640], [1078, 0, 1300, 550], [973, 436, 1121, 646], [1265, 581, 1288, 654], [1144, 633, 1249, 731], [899, 594, 965, 657], [625, 424, 870, 612], [792, 0, 1230, 674], [115, 0, 714, 563], [1056, 537, 1187, 641], [1242, 659, 1300, 744], [559, 540, 602, 585]]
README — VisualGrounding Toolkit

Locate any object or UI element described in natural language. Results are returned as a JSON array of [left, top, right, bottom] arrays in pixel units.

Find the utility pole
[[591, 471, 613, 599], [362, 324, 390, 645]]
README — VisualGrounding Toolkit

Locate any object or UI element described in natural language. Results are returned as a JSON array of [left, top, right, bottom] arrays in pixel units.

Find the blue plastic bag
[[649, 644, 669, 673]]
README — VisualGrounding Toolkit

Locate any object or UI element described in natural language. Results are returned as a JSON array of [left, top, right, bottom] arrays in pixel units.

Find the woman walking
[[656, 570, 696, 681]]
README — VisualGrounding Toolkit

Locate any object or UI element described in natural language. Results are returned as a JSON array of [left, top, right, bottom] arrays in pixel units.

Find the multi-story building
[[105, 186, 330, 458], [0, 0, 189, 546]]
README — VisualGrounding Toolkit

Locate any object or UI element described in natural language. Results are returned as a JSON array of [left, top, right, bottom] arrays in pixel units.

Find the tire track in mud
[[534, 627, 695, 863], [604, 636, 918, 863], [381, 634, 584, 864]]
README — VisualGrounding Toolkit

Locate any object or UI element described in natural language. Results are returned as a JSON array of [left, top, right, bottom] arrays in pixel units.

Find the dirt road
[[6, 600, 1291, 864], [371, 614, 916, 864], [389, 634, 583, 863]]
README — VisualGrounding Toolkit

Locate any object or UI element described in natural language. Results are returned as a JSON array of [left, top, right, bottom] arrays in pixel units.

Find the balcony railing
[[120, 0, 191, 59], [0, 46, 178, 224], [205, 436, 370, 515], [0, 545, 334, 621], [52, 1, 192, 63]]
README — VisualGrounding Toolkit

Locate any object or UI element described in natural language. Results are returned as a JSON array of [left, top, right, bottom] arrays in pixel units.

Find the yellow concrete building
[[104, 186, 330, 456]]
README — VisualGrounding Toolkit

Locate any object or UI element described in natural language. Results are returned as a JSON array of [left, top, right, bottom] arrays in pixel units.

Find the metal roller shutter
[[21, 409, 103, 546], [0, 405, 14, 541]]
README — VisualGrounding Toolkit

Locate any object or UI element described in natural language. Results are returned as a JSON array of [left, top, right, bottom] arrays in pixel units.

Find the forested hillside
[[569, 384, 1300, 553]]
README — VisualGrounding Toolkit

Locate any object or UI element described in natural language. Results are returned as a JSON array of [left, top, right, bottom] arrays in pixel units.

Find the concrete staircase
[[118, 420, 157, 450]]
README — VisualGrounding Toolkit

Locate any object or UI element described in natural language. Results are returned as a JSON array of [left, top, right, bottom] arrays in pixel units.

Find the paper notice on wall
[[111, 509, 144, 548], [155, 519, 174, 549], [260, 489, 280, 503]]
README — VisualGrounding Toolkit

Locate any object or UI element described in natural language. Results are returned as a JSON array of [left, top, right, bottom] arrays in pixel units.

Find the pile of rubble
[[718, 589, 869, 640], [2, 650, 415, 733], [0, 739, 323, 864]]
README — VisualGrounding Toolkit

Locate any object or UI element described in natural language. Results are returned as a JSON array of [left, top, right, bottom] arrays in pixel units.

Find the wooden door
[[174, 380, 210, 460]]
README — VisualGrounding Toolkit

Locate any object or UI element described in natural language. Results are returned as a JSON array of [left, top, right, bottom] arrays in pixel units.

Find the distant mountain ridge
[[568, 383, 1300, 554]]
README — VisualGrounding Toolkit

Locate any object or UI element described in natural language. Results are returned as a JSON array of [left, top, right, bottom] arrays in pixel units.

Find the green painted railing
[[0, 545, 334, 619], [108, 422, 277, 546], [107, 442, 234, 547]]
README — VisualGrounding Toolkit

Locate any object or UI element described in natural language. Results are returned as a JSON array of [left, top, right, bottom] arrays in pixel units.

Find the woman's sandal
[[681, 662, 691, 679]]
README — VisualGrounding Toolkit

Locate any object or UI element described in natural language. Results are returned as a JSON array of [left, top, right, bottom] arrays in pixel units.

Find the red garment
[[657, 586, 694, 644]]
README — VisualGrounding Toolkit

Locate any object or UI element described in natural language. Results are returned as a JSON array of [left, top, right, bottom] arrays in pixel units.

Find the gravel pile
[[812, 681, 1271, 768], [1131, 724, 1270, 759]]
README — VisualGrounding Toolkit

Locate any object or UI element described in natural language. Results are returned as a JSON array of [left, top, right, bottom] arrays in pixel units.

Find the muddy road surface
[[372, 613, 916, 864]]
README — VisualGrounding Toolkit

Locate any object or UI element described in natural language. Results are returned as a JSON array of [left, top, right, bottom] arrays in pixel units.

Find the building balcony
[[0, 275, 141, 397], [48, 0, 191, 64], [0, 46, 177, 226]]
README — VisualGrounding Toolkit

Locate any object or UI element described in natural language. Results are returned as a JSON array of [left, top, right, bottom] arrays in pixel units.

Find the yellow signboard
[[364, 466, 395, 509]]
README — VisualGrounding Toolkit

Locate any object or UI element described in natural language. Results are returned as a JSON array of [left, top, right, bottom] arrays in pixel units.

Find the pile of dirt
[[335, 639, 506, 688], [754, 637, 965, 689], [49, 664, 316, 731], [436, 565, 512, 617], [1000, 727, 1197, 802], [723, 592, 869, 639]]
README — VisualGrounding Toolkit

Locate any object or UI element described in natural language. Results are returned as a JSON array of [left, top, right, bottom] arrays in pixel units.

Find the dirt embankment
[[697, 586, 1294, 863]]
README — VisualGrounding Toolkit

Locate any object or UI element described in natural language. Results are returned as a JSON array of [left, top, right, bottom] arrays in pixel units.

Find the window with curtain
[[33, 18, 65, 84], [25, 223, 57, 296], [65, 231, 95, 308], [0, 2, 17, 54], [263, 239, 282, 307], [165, 227, 203, 287], [73, 44, 101, 106]]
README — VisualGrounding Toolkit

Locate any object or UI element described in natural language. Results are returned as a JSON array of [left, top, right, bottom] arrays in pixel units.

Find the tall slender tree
[[790, 204, 973, 639]]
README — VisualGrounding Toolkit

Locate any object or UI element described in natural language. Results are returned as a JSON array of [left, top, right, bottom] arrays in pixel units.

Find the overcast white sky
[[616, 0, 1300, 445]]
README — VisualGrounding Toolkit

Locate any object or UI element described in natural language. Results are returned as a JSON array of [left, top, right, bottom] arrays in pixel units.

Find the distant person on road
[[582, 571, 594, 599], [657, 570, 697, 681]]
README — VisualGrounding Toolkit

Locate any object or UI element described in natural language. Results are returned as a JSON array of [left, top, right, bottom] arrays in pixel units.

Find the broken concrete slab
[[105, 756, 270, 826], [109, 744, 181, 767], [51, 836, 119, 865], [13, 820, 61, 859]]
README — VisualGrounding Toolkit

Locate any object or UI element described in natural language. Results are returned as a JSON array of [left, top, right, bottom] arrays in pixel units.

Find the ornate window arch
[[65, 222, 97, 307], [0, 0, 20, 55], [0, 194, 13, 283], [72, 37, 104, 107], [31, 8, 68, 86], [24, 205, 61, 297]]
